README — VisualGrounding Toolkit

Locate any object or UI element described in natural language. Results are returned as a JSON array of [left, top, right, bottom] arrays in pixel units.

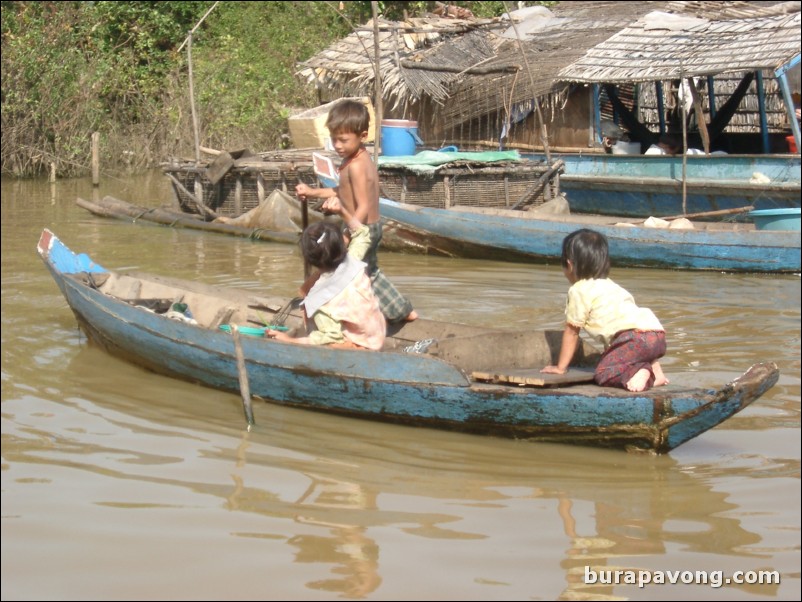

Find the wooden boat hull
[[378, 198, 801, 272], [76, 195, 449, 256], [38, 229, 780, 453], [526, 152, 801, 218]]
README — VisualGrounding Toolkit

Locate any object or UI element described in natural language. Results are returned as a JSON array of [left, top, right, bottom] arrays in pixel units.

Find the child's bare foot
[[405, 310, 419, 321], [625, 368, 652, 392], [652, 361, 670, 387]]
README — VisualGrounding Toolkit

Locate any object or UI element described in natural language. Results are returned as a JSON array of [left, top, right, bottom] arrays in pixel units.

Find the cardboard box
[[288, 97, 376, 149]]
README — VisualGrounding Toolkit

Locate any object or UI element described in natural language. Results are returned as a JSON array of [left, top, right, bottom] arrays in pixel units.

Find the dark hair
[[658, 134, 681, 152], [300, 222, 348, 271], [325, 99, 370, 136], [561, 229, 610, 279]]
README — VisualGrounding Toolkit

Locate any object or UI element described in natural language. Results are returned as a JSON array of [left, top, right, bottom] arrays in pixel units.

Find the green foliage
[[89, 1, 212, 99], [187, 1, 350, 150], [1, 0, 556, 177], [1, 0, 213, 176]]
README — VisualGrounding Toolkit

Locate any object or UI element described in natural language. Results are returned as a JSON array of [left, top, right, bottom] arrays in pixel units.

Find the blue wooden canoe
[[378, 198, 801, 273], [38, 229, 779, 454], [524, 152, 801, 218]]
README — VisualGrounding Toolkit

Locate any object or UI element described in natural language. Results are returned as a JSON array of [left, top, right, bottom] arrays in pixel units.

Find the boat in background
[[163, 147, 799, 230], [38, 228, 780, 454], [524, 151, 801, 219], [378, 198, 801, 273], [75, 194, 457, 257]]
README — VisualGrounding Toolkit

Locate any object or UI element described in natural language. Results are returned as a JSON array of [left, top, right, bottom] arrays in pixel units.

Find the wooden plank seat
[[472, 368, 596, 387]]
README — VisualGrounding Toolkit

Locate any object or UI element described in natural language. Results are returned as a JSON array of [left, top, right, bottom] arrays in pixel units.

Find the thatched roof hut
[[559, 1, 801, 150], [295, 15, 506, 113], [560, 2, 800, 83], [296, 1, 801, 152], [296, 3, 662, 138]]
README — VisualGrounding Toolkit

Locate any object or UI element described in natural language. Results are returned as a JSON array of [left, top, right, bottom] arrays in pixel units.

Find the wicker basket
[[378, 162, 554, 210], [165, 163, 318, 218]]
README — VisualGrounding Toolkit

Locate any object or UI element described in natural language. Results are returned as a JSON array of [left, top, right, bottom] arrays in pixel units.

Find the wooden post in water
[[49, 162, 56, 184], [91, 132, 100, 186]]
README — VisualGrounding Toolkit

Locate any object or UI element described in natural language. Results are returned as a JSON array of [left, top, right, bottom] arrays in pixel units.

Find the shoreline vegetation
[[1, 1, 518, 179]]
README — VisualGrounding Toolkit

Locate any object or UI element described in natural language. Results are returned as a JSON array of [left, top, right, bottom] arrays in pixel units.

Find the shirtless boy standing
[[296, 99, 417, 323]]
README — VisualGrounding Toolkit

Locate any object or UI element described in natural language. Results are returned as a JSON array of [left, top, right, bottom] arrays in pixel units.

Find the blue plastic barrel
[[381, 119, 422, 156]]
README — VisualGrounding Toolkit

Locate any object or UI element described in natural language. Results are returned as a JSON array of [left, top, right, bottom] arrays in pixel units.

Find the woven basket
[[378, 162, 553, 210]]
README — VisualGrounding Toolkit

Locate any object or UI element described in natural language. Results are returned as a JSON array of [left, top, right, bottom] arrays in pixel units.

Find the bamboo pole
[[372, 1, 383, 162], [164, 172, 220, 219], [231, 326, 255, 427], [178, 3, 220, 165], [680, 63, 688, 216], [502, 1, 554, 197], [661, 205, 754, 221], [187, 32, 201, 164], [510, 160, 565, 210], [613, 205, 755, 225]]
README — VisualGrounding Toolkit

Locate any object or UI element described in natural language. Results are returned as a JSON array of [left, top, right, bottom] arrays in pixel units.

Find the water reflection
[[3, 370, 768, 599], [290, 477, 381, 597], [4, 341, 780, 600], [223, 433, 382, 597]]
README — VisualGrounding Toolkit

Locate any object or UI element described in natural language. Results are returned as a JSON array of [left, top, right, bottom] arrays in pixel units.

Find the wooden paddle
[[301, 198, 310, 278], [613, 205, 754, 225]]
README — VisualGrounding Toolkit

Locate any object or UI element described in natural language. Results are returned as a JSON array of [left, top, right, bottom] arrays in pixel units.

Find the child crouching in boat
[[265, 198, 385, 350], [541, 228, 669, 392]]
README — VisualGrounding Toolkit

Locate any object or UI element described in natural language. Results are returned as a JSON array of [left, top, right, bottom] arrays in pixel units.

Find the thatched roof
[[440, 2, 664, 129], [296, 16, 506, 112], [559, 1, 801, 83], [297, 1, 801, 131]]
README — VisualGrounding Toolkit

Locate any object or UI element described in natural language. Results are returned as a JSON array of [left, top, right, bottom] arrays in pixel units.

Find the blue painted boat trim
[[379, 199, 800, 273], [522, 152, 801, 217]]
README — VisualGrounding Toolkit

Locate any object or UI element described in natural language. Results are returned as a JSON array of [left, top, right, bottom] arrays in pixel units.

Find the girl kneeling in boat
[[266, 199, 385, 350], [541, 228, 669, 392]]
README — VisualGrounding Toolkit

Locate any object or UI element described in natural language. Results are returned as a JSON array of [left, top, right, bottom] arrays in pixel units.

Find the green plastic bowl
[[219, 324, 288, 336]]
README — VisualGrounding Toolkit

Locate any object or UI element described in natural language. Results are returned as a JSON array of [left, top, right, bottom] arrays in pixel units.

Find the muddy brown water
[[1, 173, 799, 600]]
